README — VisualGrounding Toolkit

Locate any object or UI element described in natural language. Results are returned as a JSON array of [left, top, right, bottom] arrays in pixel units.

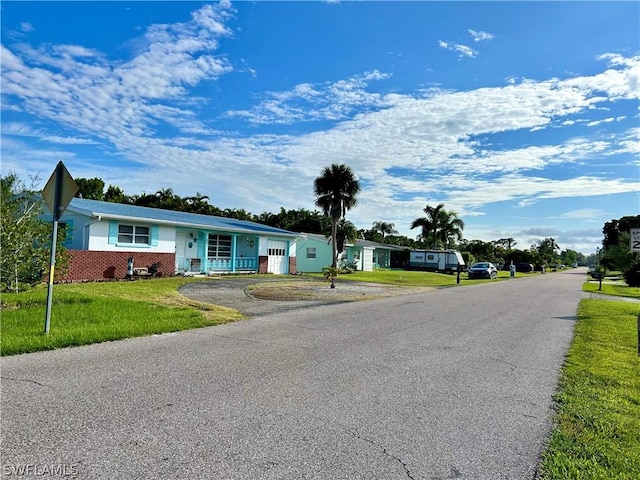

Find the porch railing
[[206, 257, 257, 272]]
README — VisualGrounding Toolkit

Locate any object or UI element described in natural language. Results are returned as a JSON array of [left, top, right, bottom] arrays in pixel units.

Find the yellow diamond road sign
[[42, 161, 79, 220]]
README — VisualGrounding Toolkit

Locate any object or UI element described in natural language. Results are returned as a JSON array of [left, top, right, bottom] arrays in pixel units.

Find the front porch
[[175, 230, 259, 275]]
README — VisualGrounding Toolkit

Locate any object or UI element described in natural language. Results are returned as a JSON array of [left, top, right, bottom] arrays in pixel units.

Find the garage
[[267, 240, 288, 274]]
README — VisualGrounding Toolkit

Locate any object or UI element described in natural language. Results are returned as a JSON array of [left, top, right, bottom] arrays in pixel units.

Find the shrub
[[623, 260, 640, 287]]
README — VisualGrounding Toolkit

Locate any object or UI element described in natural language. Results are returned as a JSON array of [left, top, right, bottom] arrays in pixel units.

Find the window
[[268, 247, 286, 256], [118, 224, 150, 244], [208, 234, 232, 259], [306, 247, 316, 259]]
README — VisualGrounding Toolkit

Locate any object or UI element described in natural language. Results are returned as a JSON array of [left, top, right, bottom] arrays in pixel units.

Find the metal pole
[[44, 163, 62, 334], [44, 220, 58, 334]]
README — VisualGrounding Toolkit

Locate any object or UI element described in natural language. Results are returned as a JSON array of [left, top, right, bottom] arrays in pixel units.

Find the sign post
[[42, 161, 79, 334]]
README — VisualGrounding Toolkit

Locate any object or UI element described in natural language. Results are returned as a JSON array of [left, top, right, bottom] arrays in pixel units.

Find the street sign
[[42, 161, 79, 220], [42, 161, 79, 333], [631, 228, 640, 253]]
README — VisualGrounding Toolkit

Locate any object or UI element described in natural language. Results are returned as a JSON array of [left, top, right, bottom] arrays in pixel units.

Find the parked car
[[467, 261, 498, 279], [515, 262, 534, 273]]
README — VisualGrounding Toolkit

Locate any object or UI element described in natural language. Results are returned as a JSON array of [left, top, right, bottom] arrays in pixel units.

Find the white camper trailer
[[408, 249, 465, 273]]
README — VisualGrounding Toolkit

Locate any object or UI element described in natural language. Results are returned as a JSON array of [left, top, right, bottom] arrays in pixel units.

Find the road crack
[[349, 428, 415, 479], [1, 376, 49, 387]]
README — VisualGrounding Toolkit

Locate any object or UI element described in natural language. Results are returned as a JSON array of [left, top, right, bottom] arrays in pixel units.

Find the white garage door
[[267, 240, 288, 274]]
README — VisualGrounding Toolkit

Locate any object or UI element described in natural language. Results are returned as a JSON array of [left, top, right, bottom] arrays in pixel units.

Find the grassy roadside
[[583, 280, 640, 299], [538, 287, 640, 478], [0, 277, 243, 356], [303, 268, 530, 286]]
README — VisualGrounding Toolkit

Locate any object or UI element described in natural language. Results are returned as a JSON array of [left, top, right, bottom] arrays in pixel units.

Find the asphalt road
[[1, 270, 587, 479]]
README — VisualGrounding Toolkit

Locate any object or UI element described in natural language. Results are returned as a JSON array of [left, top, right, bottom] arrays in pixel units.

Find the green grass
[[583, 281, 640, 299], [538, 298, 640, 479], [302, 268, 528, 286], [0, 277, 243, 356]]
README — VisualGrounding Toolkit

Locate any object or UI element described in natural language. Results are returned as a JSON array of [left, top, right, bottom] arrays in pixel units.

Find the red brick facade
[[258, 256, 268, 274], [61, 250, 175, 282], [257, 256, 297, 274]]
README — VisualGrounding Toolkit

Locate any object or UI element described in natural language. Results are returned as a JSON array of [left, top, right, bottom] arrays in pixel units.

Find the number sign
[[631, 228, 640, 253]]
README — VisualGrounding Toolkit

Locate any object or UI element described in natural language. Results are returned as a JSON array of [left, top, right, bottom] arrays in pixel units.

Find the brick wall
[[289, 257, 297, 275], [61, 250, 175, 282], [258, 256, 268, 274]]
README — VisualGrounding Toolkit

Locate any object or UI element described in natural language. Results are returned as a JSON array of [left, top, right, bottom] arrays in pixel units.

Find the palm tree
[[372, 221, 398, 242], [436, 209, 465, 249], [410, 203, 444, 248], [335, 219, 359, 255], [184, 192, 210, 214], [314, 163, 361, 268]]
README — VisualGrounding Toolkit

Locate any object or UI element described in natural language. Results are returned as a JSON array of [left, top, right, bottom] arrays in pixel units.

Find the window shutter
[[64, 219, 74, 246], [108, 221, 118, 244], [150, 225, 159, 246]]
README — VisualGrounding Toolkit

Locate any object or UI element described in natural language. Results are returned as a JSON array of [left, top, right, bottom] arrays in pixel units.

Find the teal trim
[[231, 234, 237, 273], [108, 221, 118, 244], [197, 232, 207, 259], [63, 219, 74, 246], [150, 224, 159, 246]]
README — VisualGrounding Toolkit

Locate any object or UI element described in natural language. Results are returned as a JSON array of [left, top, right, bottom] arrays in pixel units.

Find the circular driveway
[[179, 275, 433, 317]]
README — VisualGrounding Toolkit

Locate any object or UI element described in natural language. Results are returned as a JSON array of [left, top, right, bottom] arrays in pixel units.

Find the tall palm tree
[[410, 203, 444, 248], [372, 221, 399, 242], [314, 163, 361, 268], [436, 209, 465, 249]]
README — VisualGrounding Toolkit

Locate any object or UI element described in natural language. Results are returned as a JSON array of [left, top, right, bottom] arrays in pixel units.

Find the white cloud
[[468, 29, 494, 42], [438, 40, 477, 58]]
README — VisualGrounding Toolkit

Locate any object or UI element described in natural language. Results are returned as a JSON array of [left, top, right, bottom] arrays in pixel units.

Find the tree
[[532, 237, 560, 266], [410, 203, 464, 249], [1, 173, 68, 292], [314, 163, 361, 268], [410, 203, 445, 248], [600, 215, 640, 273], [104, 185, 127, 203], [372, 221, 399, 242], [75, 177, 105, 200], [184, 192, 211, 214], [436, 209, 465, 249], [495, 238, 516, 251], [335, 219, 359, 255]]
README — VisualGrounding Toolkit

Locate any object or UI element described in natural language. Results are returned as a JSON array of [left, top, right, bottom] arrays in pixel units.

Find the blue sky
[[2, 1, 638, 255]]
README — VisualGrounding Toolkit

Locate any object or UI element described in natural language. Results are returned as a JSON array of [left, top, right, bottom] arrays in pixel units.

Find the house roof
[[65, 198, 298, 237], [297, 232, 408, 250]]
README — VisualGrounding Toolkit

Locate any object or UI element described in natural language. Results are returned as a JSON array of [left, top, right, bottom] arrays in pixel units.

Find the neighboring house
[[295, 232, 406, 273], [52, 198, 298, 281]]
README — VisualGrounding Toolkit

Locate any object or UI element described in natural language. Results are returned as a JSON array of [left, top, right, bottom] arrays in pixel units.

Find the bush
[[623, 260, 640, 287]]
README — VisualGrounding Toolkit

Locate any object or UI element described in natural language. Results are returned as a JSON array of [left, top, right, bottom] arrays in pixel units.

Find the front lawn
[[1, 277, 243, 356]]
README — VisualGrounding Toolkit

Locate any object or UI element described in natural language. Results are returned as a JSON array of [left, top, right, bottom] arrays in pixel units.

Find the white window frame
[[118, 224, 150, 245], [306, 247, 317, 260]]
